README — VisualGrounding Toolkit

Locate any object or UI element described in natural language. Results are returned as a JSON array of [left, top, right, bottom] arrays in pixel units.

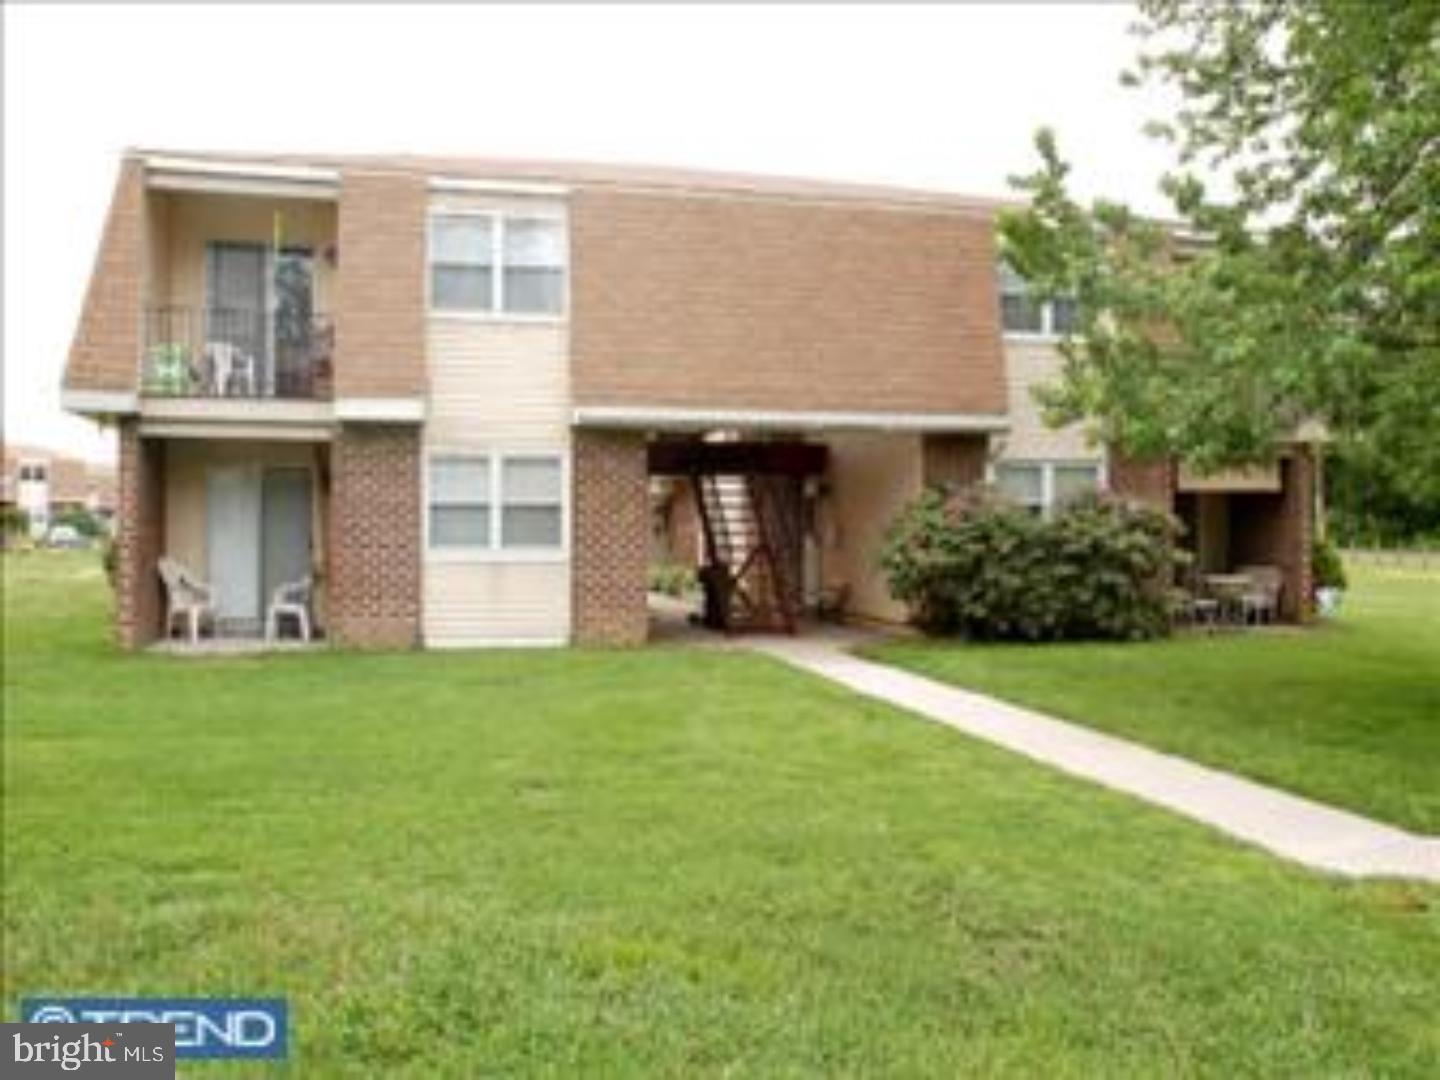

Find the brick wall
[[65, 160, 145, 394], [335, 171, 428, 400], [573, 430, 649, 645], [921, 433, 989, 490], [1107, 452, 1175, 509], [571, 189, 1007, 417], [115, 420, 165, 648], [329, 425, 422, 647]]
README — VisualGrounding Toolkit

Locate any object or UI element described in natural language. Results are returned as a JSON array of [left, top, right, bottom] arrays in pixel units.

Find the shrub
[[881, 488, 1181, 641], [648, 562, 698, 598], [1, 506, 28, 539], [1312, 538, 1348, 591], [101, 535, 118, 588], [51, 507, 104, 539]]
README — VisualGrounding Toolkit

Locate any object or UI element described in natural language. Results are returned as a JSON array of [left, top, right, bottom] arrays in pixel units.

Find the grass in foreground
[[4, 552, 1439, 1076], [868, 565, 1440, 834]]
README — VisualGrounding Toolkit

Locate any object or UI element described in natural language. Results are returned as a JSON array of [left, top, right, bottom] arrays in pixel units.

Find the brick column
[[921, 433, 988, 490], [573, 430, 649, 645], [329, 425, 422, 648], [1280, 448, 1316, 623], [115, 420, 164, 649], [1107, 451, 1175, 509]]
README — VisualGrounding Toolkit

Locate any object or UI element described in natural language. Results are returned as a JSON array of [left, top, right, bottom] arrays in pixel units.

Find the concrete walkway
[[747, 634, 1440, 882]]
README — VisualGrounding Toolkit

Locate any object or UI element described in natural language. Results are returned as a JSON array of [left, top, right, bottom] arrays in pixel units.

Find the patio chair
[[266, 575, 313, 643], [158, 556, 215, 644], [204, 341, 258, 397], [1236, 565, 1283, 625]]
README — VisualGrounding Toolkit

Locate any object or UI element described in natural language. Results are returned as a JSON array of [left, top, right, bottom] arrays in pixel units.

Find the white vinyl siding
[[999, 338, 1100, 463], [426, 321, 569, 443], [423, 207, 572, 646]]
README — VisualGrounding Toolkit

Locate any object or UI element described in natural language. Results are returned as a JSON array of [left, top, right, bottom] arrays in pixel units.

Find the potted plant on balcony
[[144, 342, 194, 395], [1313, 538, 1348, 616]]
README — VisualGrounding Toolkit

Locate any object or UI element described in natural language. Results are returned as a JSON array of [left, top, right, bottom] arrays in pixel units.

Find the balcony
[[142, 307, 333, 400]]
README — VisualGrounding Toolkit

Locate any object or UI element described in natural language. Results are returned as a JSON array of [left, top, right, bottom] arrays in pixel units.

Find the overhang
[[143, 155, 340, 201], [573, 405, 1009, 435]]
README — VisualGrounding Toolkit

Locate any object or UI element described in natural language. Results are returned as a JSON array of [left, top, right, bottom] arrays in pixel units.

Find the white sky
[[4, 2, 1176, 464]]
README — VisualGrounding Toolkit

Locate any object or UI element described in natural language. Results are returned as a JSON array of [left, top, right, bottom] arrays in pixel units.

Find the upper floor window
[[994, 461, 1101, 519], [18, 462, 47, 483], [999, 263, 1078, 337], [429, 214, 566, 317]]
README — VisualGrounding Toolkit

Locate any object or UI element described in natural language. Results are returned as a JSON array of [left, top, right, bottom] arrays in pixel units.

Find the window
[[1051, 464, 1099, 507], [18, 462, 47, 483], [430, 217, 494, 313], [998, 263, 1078, 337], [503, 219, 566, 314], [428, 453, 566, 553], [999, 264, 1045, 335], [429, 456, 492, 547], [994, 461, 1101, 518], [429, 214, 566, 316], [995, 462, 1044, 515], [500, 456, 563, 547]]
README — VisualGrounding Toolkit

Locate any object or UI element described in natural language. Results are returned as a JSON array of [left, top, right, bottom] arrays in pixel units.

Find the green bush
[[1312, 538, 1348, 591], [101, 535, 118, 588], [1, 506, 28, 538], [51, 507, 104, 539], [648, 562, 698, 598], [881, 488, 1182, 641]]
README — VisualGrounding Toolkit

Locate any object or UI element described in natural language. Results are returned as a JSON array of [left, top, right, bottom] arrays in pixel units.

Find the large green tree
[[1000, 0, 1440, 515]]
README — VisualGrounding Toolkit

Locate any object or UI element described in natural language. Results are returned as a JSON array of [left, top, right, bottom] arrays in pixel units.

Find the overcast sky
[[4, 3, 1176, 463]]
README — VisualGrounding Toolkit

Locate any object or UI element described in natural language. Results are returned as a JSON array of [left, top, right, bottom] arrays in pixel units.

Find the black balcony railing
[[142, 307, 334, 399]]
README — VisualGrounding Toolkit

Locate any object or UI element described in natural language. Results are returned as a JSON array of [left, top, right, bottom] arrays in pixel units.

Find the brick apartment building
[[2, 443, 117, 538], [61, 151, 1319, 648]]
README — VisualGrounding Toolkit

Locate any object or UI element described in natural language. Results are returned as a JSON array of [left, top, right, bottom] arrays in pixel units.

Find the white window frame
[[999, 265, 1077, 341], [18, 460, 48, 484], [989, 459, 1105, 520], [426, 210, 569, 323], [424, 448, 570, 563], [427, 454, 494, 550]]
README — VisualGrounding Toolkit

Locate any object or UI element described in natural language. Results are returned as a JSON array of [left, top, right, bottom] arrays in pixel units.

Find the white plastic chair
[[266, 575, 313, 642], [1236, 565, 1283, 624], [158, 556, 215, 644], [205, 341, 258, 396]]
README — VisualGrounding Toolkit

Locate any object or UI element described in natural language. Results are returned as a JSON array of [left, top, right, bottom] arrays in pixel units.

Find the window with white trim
[[18, 461, 48, 483], [427, 453, 566, 552], [429, 214, 566, 316], [429, 456, 492, 547], [999, 263, 1078, 336], [995, 461, 1101, 518], [500, 456, 564, 547]]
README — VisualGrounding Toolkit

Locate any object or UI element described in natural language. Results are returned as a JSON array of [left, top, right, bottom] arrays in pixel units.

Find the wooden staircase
[[693, 472, 803, 633]]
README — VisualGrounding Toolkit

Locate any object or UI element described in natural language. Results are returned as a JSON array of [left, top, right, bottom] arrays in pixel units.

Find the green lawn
[[4, 552, 1439, 1076], [868, 566, 1440, 834]]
